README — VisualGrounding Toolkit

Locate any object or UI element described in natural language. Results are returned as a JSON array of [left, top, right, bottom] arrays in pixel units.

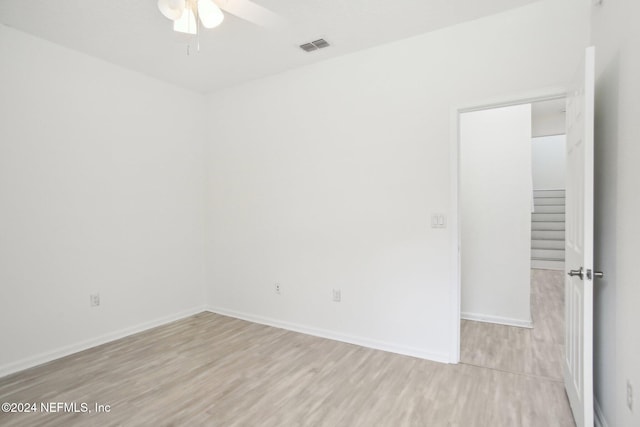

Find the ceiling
[[0, 0, 539, 93], [532, 98, 566, 119], [532, 98, 566, 137], [532, 98, 566, 126]]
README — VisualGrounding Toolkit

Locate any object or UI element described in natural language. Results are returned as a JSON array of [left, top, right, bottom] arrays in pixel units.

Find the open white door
[[564, 46, 596, 427]]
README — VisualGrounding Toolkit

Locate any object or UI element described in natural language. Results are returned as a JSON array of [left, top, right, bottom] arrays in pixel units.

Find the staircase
[[531, 189, 565, 270]]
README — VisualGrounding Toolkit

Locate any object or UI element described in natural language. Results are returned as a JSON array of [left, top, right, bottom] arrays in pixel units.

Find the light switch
[[431, 214, 447, 228]]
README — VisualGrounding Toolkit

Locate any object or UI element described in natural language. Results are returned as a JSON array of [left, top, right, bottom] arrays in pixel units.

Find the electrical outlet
[[90, 293, 100, 307], [628, 380, 634, 411], [332, 289, 341, 302], [274, 283, 281, 295]]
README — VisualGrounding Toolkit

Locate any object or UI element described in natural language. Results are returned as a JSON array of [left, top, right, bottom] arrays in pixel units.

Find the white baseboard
[[206, 306, 451, 364], [1, 304, 452, 378], [461, 311, 533, 328], [594, 398, 610, 427], [0, 305, 206, 379]]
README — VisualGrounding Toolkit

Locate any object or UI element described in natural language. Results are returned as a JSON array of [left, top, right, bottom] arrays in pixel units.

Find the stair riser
[[534, 205, 565, 213], [532, 230, 565, 240], [532, 239, 564, 249], [532, 213, 566, 222], [531, 249, 565, 260], [531, 259, 565, 270], [534, 198, 565, 206], [532, 222, 565, 231]]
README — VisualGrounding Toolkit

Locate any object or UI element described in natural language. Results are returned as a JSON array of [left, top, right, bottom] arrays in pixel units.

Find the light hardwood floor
[[1, 272, 574, 426], [461, 269, 565, 380]]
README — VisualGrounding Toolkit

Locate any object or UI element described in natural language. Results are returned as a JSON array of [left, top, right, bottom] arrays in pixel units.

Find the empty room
[[0, 0, 638, 426]]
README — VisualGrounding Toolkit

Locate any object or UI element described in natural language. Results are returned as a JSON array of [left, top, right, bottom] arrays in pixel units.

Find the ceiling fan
[[157, 0, 283, 35]]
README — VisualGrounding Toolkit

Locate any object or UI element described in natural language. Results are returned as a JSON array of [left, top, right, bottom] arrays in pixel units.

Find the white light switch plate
[[431, 214, 447, 228]]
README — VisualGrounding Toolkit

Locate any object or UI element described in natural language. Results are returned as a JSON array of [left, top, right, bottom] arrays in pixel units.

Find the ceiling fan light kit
[[198, 0, 225, 28], [158, 0, 224, 35], [173, 6, 197, 35], [158, 0, 186, 21]]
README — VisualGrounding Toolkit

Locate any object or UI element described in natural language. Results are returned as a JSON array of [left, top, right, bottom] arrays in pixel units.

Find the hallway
[[461, 269, 564, 380]]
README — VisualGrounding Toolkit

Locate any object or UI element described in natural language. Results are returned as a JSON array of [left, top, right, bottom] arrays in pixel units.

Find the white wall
[[204, 0, 590, 361], [460, 105, 532, 326], [0, 25, 208, 374], [592, 1, 640, 426], [532, 135, 566, 190], [532, 110, 566, 137]]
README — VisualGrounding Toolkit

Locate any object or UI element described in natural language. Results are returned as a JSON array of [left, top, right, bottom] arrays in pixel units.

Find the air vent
[[299, 38, 330, 52], [312, 39, 330, 49], [300, 43, 317, 52]]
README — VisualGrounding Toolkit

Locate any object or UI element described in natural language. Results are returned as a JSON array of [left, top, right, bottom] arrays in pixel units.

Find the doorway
[[455, 95, 567, 381], [531, 99, 568, 271]]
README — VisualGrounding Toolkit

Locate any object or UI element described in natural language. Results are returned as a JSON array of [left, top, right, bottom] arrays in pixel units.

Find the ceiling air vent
[[299, 39, 330, 52]]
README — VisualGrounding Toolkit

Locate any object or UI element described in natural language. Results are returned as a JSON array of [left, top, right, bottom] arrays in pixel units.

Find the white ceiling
[[532, 98, 566, 126], [0, 0, 539, 93], [532, 98, 566, 118]]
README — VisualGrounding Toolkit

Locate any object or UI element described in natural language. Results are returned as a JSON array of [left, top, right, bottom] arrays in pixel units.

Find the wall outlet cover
[[90, 293, 100, 307]]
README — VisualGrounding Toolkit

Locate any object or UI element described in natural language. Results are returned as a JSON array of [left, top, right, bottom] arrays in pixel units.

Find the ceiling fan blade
[[215, 0, 285, 29]]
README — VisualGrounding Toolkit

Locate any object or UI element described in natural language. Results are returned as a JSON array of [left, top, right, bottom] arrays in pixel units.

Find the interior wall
[[204, 0, 590, 361], [0, 25, 208, 375], [532, 111, 566, 137], [592, 1, 640, 426], [460, 105, 532, 326], [531, 135, 566, 190]]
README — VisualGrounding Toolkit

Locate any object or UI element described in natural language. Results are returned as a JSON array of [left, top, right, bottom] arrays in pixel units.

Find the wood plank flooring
[[461, 269, 565, 381], [1, 271, 574, 426]]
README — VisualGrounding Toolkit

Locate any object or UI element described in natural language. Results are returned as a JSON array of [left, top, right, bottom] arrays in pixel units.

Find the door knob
[[568, 267, 584, 280], [587, 269, 605, 279]]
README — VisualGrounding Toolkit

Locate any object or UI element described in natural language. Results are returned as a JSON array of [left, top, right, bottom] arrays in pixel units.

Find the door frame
[[449, 88, 567, 363]]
